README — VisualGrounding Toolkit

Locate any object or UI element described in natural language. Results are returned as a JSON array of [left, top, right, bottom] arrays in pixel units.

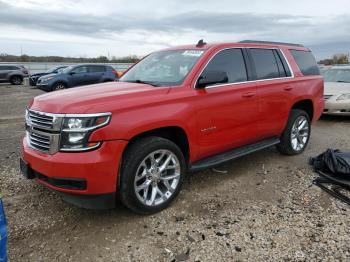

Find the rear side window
[[203, 48, 247, 85], [89, 65, 106, 73], [250, 49, 280, 80], [290, 50, 320, 76]]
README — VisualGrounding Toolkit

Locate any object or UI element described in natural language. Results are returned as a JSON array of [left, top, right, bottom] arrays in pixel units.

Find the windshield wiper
[[127, 79, 160, 87], [336, 80, 350, 83]]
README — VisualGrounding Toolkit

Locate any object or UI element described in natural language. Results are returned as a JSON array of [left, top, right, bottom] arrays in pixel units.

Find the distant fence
[[0, 62, 133, 74]]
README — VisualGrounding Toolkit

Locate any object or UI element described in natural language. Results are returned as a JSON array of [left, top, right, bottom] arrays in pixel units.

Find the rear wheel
[[10, 76, 23, 85], [277, 109, 311, 155], [119, 137, 186, 214], [52, 82, 67, 91]]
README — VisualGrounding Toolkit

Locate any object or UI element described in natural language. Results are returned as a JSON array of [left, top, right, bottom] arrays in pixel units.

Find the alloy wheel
[[13, 77, 22, 85], [290, 115, 309, 151], [54, 84, 66, 90], [134, 149, 181, 207]]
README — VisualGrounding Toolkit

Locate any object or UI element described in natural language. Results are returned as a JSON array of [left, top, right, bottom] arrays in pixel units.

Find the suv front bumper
[[21, 137, 128, 209]]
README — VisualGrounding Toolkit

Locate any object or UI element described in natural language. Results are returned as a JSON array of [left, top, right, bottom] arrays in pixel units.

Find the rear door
[[195, 48, 259, 158], [247, 48, 293, 139], [87, 65, 106, 84]]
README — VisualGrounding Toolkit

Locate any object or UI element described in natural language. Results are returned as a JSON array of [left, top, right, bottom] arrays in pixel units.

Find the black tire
[[52, 82, 67, 91], [277, 109, 311, 155], [119, 137, 186, 214], [10, 75, 23, 85]]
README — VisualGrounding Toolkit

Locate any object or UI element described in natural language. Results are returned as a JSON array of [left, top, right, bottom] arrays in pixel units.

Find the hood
[[39, 73, 57, 79], [30, 82, 170, 114], [30, 73, 46, 77], [324, 82, 350, 96]]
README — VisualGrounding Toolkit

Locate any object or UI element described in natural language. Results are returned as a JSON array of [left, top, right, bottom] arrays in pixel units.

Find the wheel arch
[[122, 126, 190, 163], [291, 99, 314, 121], [9, 74, 23, 81]]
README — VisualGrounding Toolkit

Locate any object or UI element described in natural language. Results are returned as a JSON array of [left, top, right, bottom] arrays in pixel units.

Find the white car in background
[[322, 65, 350, 115]]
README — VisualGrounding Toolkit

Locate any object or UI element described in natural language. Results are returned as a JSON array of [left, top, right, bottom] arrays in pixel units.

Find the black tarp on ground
[[310, 149, 350, 205]]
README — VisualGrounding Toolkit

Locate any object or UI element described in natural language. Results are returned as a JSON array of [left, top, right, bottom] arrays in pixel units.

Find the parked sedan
[[36, 64, 117, 91], [322, 66, 350, 115], [29, 66, 67, 86]]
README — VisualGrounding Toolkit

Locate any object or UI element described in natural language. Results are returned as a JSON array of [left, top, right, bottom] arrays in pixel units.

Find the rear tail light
[[112, 69, 119, 77]]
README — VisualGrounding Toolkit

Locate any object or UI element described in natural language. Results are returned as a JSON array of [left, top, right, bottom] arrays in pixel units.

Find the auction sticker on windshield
[[182, 50, 204, 57]]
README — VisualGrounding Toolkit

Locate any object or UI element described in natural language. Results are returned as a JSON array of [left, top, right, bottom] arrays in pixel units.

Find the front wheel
[[52, 82, 67, 91], [10, 76, 23, 85], [119, 137, 186, 214], [277, 109, 311, 155]]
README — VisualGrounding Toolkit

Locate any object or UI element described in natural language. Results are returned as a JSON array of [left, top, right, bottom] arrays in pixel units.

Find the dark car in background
[[0, 65, 29, 85], [36, 64, 117, 91], [29, 66, 67, 86]]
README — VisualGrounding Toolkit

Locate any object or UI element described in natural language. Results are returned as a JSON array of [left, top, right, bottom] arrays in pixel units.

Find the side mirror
[[69, 71, 76, 75], [196, 71, 228, 88]]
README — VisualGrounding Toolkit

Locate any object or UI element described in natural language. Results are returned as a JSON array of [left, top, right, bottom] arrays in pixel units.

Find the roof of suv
[[162, 41, 310, 52]]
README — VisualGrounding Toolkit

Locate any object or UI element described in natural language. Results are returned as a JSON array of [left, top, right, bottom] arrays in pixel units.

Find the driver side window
[[202, 49, 248, 86], [71, 66, 88, 74]]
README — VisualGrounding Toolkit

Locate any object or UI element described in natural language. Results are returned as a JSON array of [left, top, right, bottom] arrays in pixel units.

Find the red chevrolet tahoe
[[21, 40, 324, 214]]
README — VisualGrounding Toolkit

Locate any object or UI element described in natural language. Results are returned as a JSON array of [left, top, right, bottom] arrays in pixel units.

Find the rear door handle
[[242, 92, 256, 98], [284, 86, 293, 91]]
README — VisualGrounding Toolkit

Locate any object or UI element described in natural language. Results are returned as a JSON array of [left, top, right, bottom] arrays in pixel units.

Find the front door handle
[[242, 92, 256, 98], [284, 86, 293, 91]]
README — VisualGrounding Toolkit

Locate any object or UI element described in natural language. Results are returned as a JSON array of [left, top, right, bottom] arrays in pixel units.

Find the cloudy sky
[[0, 0, 349, 59]]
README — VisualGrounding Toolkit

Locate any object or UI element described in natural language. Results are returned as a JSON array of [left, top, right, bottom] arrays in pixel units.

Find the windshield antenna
[[196, 39, 206, 47]]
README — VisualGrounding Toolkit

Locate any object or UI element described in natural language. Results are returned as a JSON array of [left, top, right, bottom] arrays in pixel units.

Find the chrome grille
[[28, 110, 54, 129], [28, 131, 51, 153], [26, 109, 63, 154]]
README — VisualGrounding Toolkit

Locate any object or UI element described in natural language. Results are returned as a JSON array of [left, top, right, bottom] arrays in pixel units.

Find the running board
[[189, 137, 280, 172]]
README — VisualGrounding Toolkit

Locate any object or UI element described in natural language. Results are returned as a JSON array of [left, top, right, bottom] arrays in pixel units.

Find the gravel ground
[[0, 83, 349, 261]]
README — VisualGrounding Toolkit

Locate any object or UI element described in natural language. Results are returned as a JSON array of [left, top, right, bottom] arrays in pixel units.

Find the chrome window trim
[[193, 47, 294, 90]]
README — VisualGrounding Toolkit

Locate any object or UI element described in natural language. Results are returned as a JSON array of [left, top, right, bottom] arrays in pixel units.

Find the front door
[[194, 48, 259, 159], [68, 66, 89, 87]]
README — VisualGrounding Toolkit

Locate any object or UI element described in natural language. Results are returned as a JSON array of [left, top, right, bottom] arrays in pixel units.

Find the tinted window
[[0, 66, 8, 70], [291, 50, 320, 76], [202, 49, 247, 85], [89, 65, 106, 73], [71, 66, 88, 74], [250, 49, 280, 80]]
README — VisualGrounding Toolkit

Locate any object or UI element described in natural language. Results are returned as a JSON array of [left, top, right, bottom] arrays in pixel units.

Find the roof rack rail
[[239, 40, 304, 47]]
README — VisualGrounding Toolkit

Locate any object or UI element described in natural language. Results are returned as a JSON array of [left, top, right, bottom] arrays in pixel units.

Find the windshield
[[322, 69, 350, 83], [46, 67, 63, 73], [120, 50, 205, 86]]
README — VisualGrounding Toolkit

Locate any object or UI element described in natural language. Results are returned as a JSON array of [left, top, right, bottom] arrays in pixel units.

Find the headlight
[[60, 113, 111, 151], [337, 93, 350, 101]]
